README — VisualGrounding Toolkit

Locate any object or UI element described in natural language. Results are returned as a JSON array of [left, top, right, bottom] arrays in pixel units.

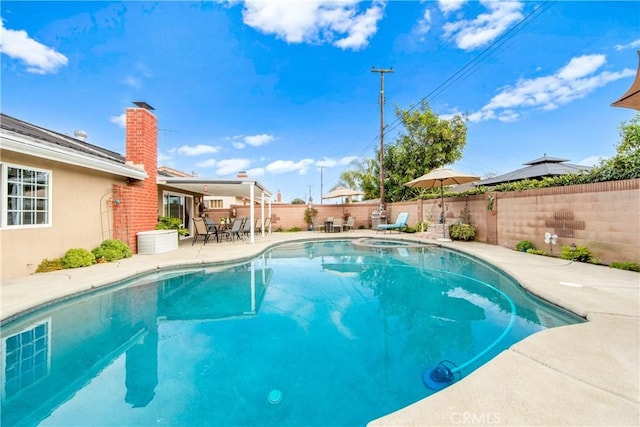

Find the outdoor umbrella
[[611, 50, 640, 111], [404, 168, 480, 240], [322, 187, 364, 202]]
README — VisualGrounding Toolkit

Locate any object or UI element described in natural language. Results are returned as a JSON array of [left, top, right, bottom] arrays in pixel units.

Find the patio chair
[[344, 216, 355, 232], [192, 217, 218, 245], [241, 217, 252, 239], [203, 217, 221, 243], [331, 217, 344, 233], [311, 216, 324, 232], [226, 217, 245, 242], [376, 212, 409, 234]]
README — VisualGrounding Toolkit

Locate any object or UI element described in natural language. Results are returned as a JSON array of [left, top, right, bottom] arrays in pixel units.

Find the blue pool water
[[1, 239, 582, 426]]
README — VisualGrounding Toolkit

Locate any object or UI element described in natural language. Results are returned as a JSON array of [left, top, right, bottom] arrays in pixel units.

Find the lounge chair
[[193, 217, 218, 244], [376, 212, 409, 234]]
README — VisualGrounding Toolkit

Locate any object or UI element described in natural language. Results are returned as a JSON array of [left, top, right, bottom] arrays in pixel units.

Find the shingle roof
[[1, 113, 126, 164], [479, 154, 592, 186]]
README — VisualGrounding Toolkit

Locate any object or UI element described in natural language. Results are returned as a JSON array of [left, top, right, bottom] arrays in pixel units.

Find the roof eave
[[1, 130, 148, 180]]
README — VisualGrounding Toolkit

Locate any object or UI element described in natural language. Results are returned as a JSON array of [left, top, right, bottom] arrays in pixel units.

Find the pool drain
[[267, 389, 283, 404]]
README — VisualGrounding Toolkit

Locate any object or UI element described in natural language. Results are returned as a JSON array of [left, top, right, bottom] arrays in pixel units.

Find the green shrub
[[449, 223, 476, 241], [288, 226, 302, 232], [35, 257, 65, 273], [527, 249, 547, 256], [610, 262, 640, 272], [560, 245, 592, 263], [516, 240, 535, 252], [62, 248, 96, 269], [156, 216, 189, 237], [92, 239, 132, 262]]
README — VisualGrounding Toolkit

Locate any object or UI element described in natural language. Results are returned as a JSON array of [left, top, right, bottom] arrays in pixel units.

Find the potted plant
[[303, 207, 318, 231]]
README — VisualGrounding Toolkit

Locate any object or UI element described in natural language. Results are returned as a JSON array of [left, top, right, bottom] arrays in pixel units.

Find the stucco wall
[[1, 151, 127, 280]]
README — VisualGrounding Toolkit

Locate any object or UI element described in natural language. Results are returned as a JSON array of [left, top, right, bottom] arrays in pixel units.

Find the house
[[0, 103, 271, 281], [478, 154, 592, 186]]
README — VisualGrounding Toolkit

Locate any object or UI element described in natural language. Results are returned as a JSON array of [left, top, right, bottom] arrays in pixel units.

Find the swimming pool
[[1, 239, 582, 426]]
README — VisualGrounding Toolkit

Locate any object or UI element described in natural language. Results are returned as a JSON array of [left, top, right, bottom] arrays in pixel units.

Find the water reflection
[[1, 259, 271, 426]]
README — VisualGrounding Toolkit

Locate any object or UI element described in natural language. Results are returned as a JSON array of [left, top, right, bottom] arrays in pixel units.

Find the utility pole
[[371, 67, 393, 212], [319, 166, 324, 205]]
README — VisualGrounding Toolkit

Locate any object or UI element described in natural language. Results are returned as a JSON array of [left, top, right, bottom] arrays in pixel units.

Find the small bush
[[516, 240, 535, 252], [156, 216, 189, 237], [92, 239, 132, 262], [610, 262, 640, 272], [527, 249, 547, 256], [449, 223, 476, 241], [62, 248, 96, 269], [560, 245, 592, 263], [35, 257, 65, 273], [288, 226, 302, 232]]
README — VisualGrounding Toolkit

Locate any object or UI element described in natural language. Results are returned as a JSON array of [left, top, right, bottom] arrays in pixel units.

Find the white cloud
[[339, 156, 360, 165], [443, 0, 523, 50], [196, 159, 217, 168], [121, 75, 141, 88], [266, 159, 315, 175], [412, 8, 431, 42], [215, 158, 251, 176], [0, 20, 68, 74], [158, 152, 172, 164], [316, 158, 337, 168], [121, 62, 153, 88], [109, 113, 126, 128], [438, 0, 467, 14], [246, 167, 265, 177], [468, 54, 636, 123], [615, 39, 640, 51], [229, 133, 276, 149], [239, 0, 385, 50], [173, 144, 222, 156], [578, 155, 605, 167], [244, 133, 275, 147]]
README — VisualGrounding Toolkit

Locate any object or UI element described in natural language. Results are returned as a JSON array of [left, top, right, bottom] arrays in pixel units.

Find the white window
[[1, 163, 52, 228]]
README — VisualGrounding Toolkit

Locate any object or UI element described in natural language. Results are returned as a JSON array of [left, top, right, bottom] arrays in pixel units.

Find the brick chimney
[[112, 102, 159, 252]]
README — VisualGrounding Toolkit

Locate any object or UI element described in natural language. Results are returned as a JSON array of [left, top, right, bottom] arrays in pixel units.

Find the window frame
[[1, 162, 53, 229]]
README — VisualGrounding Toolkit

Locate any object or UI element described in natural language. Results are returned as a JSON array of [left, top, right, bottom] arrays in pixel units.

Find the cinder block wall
[[230, 179, 639, 265]]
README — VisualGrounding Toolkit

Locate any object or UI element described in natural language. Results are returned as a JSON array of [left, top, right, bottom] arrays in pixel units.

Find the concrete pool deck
[[1, 231, 638, 426]]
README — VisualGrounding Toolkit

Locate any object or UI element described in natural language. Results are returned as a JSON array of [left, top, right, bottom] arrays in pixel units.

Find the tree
[[341, 158, 379, 200], [382, 101, 468, 202], [290, 198, 306, 205], [590, 113, 640, 181]]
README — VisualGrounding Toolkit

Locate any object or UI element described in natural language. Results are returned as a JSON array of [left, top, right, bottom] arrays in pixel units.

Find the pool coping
[[1, 231, 639, 425]]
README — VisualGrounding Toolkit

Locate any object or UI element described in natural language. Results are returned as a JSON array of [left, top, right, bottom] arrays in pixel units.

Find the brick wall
[[112, 107, 158, 253]]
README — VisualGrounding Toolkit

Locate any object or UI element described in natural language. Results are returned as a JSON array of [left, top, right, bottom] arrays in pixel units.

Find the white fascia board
[[1, 131, 148, 180]]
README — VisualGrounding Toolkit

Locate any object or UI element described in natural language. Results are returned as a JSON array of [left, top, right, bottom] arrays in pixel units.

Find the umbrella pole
[[441, 180, 446, 239]]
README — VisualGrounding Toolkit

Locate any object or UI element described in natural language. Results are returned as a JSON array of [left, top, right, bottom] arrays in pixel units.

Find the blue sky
[[2, 1, 639, 203]]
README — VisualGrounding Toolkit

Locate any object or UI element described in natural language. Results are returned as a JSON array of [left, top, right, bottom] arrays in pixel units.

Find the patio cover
[[158, 177, 272, 243]]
